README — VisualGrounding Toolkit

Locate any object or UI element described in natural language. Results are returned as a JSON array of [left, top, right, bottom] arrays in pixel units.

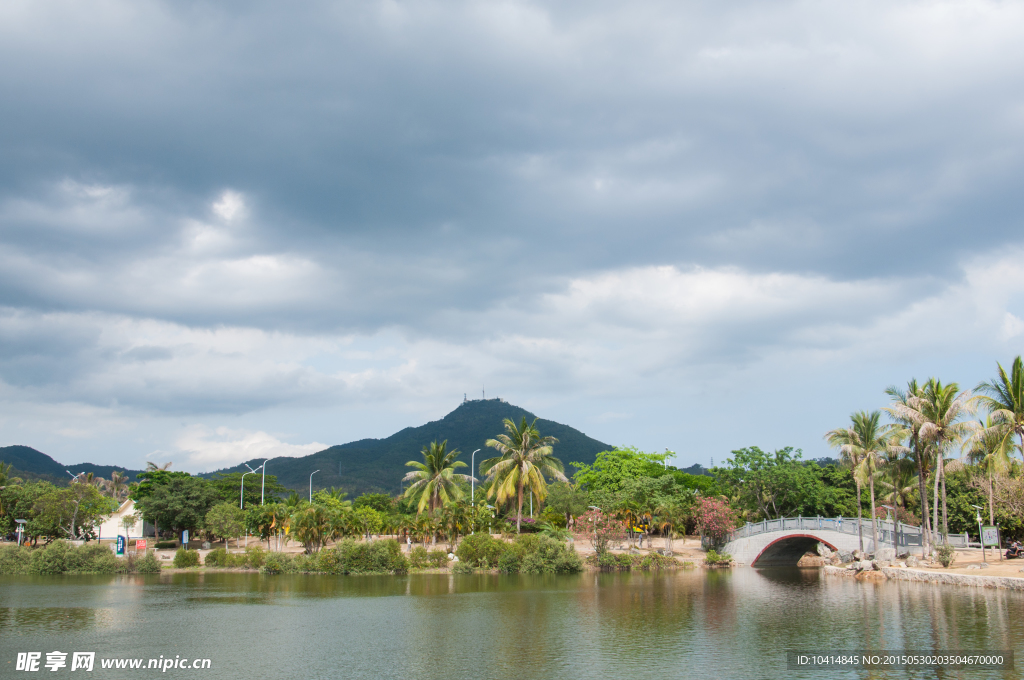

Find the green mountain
[[0, 445, 146, 484], [206, 399, 613, 495]]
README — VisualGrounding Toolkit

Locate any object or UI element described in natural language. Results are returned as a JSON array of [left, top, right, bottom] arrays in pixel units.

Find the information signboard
[[982, 526, 1000, 547], [116, 535, 125, 556], [182, 529, 189, 545], [136, 539, 147, 551]]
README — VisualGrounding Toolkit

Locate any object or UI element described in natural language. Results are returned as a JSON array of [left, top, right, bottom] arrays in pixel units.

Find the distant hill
[[205, 399, 613, 495], [0, 445, 146, 484], [679, 463, 711, 477]]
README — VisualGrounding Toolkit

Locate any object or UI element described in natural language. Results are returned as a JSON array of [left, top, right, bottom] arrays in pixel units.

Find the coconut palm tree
[[884, 380, 935, 553], [146, 461, 172, 471], [889, 379, 977, 543], [975, 356, 1024, 458], [107, 471, 130, 500], [481, 417, 567, 533], [826, 411, 903, 553], [403, 440, 474, 514], [965, 416, 1017, 525]]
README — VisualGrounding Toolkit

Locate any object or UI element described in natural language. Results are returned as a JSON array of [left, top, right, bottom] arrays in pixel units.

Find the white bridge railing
[[727, 516, 970, 549]]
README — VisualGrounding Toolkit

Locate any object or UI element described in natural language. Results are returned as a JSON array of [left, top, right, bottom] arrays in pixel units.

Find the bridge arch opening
[[751, 534, 838, 567]]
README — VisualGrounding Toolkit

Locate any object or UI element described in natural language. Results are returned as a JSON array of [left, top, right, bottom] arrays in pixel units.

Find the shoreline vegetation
[[5, 355, 1024, 592]]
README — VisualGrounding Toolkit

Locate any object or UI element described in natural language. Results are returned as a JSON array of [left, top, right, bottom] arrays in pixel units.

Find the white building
[[94, 499, 148, 540]]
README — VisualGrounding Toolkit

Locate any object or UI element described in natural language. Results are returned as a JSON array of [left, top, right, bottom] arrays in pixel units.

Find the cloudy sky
[[2, 0, 1023, 473]]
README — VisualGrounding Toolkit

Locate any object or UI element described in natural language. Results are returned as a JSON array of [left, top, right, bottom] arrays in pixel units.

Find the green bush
[[29, 540, 73, 574], [155, 541, 177, 549], [520, 537, 583, 574], [936, 544, 956, 568], [260, 552, 296, 574], [331, 539, 409, 574], [173, 548, 201, 568], [596, 552, 633, 570], [244, 546, 266, 568], [204, 547, 228, 567], [497, 547, 524, 574], [456, 533, 507, 567], [409, 545, 429, 568], [0, 545, 32, 574], [704, 549, 732, 566], [134, 552, 163, 573], [65, 543, 121, 573], [452, 560, 476, 574]]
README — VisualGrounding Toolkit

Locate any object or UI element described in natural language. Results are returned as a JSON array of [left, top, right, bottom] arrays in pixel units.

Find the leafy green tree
[[205, 502, 245, 542], [134, 475, 220, 539], [481, 418, 567, 532], [312, 490, 352, 513], [403, 440, 473, 514], [352, 506, 384, 542], [353, 493, 393, 513], [32, 481, 116, 541], [571, 447, 670, 492], [544, 482, 590, 526]]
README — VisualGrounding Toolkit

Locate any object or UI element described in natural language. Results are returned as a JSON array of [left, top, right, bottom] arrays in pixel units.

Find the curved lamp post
[[309, 470, 320, 504], [470, 449, 481, 503], [241, 463, 263, 509], [261, 460, 269, 505]]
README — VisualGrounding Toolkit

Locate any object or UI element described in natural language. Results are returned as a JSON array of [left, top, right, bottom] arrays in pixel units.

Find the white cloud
[[175, 426, 328, 471], [212, 191, 245, 222]]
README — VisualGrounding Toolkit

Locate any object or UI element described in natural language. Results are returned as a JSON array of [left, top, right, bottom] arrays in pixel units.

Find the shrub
[[173, 549, 201, 568], [260, 552, 296, 574], [155, 541, 177, 549], [204, 548, 228, 567], [936, 544, 956, 568], [452, 561, 476, 574], [0, 545, 32, 574], [333, 539, 409, 574], [427, 549, 449, 568], [596, 552, 633, 571], [244, 546, 266, 568], [520, 537, 583, 574], [704, 549, 732, 566], [497, 547, 524, 574], [409, 546, 429, 568], [29, 540, 73, 574], [456, 533, 508, 567], [695, 498, 736, 547], [134, 552, 163, 573], [66, 543, 121, 573]]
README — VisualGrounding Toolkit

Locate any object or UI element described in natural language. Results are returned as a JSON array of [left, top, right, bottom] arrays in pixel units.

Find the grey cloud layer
[[1, 0, 1024, 466]]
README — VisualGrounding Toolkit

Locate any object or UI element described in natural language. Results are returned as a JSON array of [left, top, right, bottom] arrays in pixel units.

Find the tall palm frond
[[480, 417, 567, 533], [402, 440, 474, 514]]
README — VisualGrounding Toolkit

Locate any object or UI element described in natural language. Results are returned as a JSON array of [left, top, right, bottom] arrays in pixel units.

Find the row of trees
[[824, 357, 1024, 555]]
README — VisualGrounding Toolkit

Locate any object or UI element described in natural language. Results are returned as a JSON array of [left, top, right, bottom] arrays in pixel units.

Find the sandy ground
[[898, 547, 1024, 578]]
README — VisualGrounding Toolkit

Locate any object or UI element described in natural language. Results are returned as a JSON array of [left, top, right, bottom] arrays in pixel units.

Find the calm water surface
[[2, 568, 1022, 680]]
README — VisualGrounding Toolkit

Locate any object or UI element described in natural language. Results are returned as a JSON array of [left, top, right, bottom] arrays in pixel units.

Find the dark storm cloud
[[1, 0, 1022, 332]]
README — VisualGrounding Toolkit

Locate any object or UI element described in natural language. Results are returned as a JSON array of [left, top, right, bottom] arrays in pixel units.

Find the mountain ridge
[[205, 399, 613, 494]]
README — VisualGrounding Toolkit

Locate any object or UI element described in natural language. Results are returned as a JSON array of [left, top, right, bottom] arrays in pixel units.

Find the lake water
[[2, 568, 1022, 679]]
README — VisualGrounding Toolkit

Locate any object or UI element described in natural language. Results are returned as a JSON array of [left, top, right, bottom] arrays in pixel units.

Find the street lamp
[[241, 463, 263, 509], [65, 470, 81, 482], [880, 504, 897, 554], [470, 449, 481, 503], [261, 460, 269, 505], [309, 470, 320, 504], [972, 504, 986, 563]]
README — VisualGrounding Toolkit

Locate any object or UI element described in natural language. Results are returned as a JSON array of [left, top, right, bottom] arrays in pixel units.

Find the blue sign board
[[182, 529, 189, 545], [116, 535, 125, 556]]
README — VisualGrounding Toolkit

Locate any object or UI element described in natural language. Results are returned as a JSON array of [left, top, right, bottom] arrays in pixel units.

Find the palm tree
[[975, 356, 1024, 458], [146, 461, 172, 471], [826, 411, 903, 553], [481, 417, 567, 533], [107, 471, 130, 500], [884, 380, 935, 553], [891, 379, 977, 543], [403, 440, 474, 514], [965, 416, 1017, 525]]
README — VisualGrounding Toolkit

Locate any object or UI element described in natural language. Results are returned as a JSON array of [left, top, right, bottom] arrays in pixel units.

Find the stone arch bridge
[[721, 517, 969, 567]]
